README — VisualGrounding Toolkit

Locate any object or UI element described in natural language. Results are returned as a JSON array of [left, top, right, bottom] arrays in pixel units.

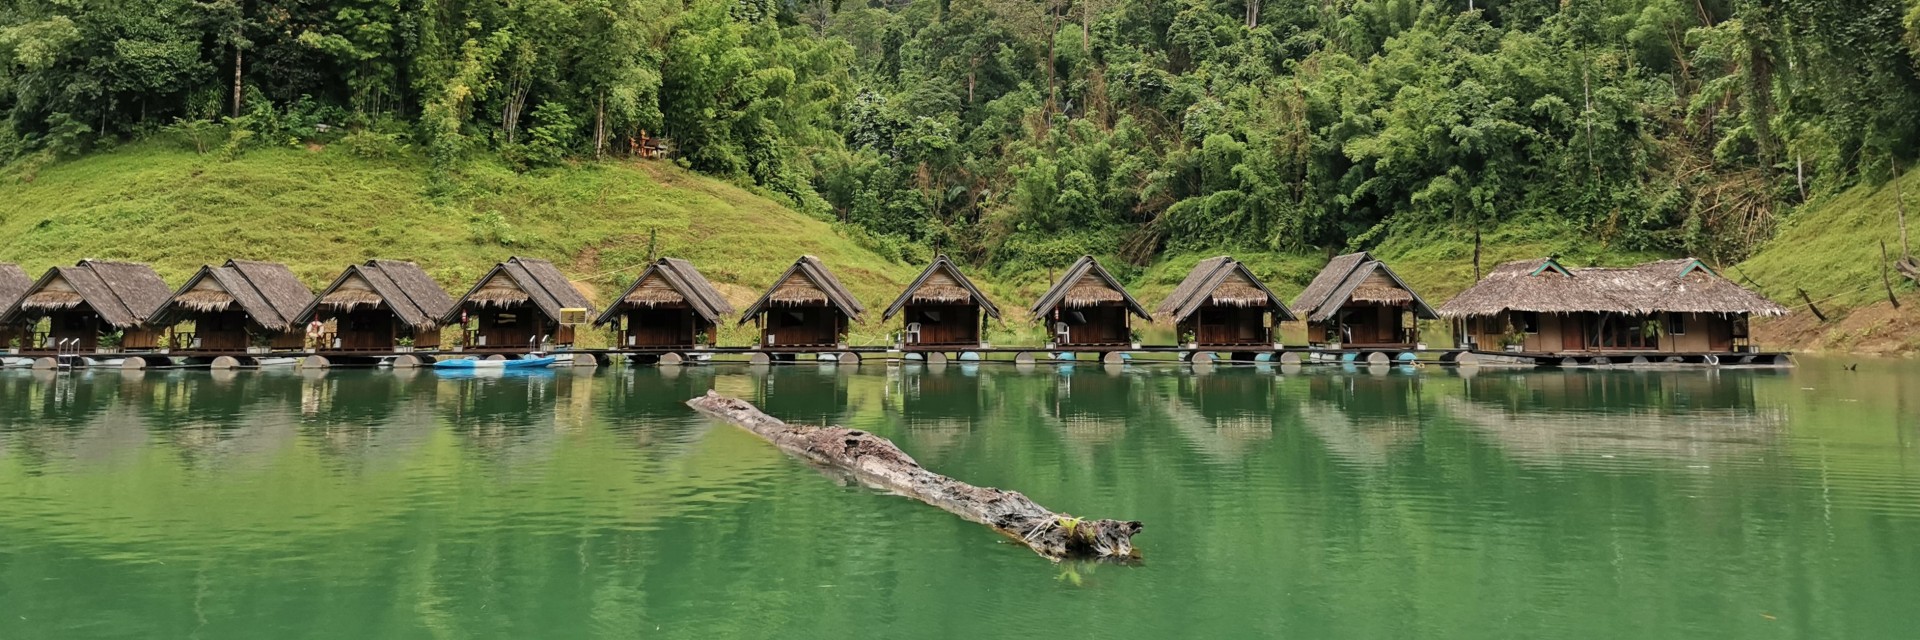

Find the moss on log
[[687, 391, 1143, 562]]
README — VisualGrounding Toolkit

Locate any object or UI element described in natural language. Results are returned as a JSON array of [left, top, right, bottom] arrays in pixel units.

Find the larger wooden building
[[1291, 252, 1437, 348], [1030, 256, 1150, 347], [883, 255, 1001, 349], [294, 260, 455, 351], [739, 256, 865, 348], [149, 260, 314, 353], [1155, 256, 1295, 347], [0, 263, 30, 350], [596, 257, 734, 349], [0, 260, 172, 353], [443, 257, 594, 352], [1439, 257, 1789, 355]]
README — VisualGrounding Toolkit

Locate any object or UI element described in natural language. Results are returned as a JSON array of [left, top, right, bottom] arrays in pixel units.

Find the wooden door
[[1561, 314, 1588, 351]]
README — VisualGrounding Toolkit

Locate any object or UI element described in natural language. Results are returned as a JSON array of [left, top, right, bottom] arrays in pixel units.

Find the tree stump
[[687, 392, 1142, 562]]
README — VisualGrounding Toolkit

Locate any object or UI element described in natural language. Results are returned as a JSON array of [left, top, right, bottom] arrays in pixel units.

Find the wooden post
[[1882, 241, 1902, 309], [1797, 288, 1828, 322]]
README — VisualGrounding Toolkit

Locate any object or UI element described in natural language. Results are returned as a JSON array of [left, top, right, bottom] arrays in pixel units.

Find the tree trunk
[[594, 92, 608, 158], [687, 392, 1143, 561], [1046, 0, 1057, 118], [502, 82, 529, 145], [232, 41, 244, 119]]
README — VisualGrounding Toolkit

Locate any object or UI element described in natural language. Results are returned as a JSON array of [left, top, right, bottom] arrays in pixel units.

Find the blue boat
[[432, 356, 557, 370]]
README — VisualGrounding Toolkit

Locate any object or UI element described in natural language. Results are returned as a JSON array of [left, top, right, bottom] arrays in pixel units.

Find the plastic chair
[[1055, 322, 1071, 345], [904, 322, 922, 345]]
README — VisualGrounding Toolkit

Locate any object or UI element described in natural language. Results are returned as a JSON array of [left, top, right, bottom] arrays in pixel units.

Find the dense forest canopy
[[2, 0, 1918, 276]]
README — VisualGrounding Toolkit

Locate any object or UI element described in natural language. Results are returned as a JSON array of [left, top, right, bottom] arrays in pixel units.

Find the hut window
[[1516, 312, 1539, 334], [915, 310, 943, 324], [1066, 311, 1087, 325], [494, 313, 519, 326], [1666, 314, 1686, 335], [780, 311, 807, 327]]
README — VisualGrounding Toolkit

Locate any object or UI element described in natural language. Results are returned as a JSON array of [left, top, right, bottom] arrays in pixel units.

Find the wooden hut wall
[[1316, 304, 1415, 346], [762, 305, 842, 347], [1187, 306, 1268, 345], [470, 306, 549, 349], [901, 303, 979, 346], [1464, 311, 1744, 354], [1055, 305, 1130, 345], [622, 307, 712, 347]]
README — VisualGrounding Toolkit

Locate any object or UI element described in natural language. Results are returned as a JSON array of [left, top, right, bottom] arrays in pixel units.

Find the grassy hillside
[[5, 143, 1911, 353], [0, 144, 942, 344], [1736, 171, 1920, 355]]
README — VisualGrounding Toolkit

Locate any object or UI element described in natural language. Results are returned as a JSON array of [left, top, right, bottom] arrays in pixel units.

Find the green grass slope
[[1736, 171, 1920, 355], [0, 144, 928, 343], [1737, 172, 1919, 309]]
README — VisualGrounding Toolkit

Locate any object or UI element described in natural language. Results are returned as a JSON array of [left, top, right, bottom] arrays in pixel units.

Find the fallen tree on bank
[[687, 392, 1143, 561]]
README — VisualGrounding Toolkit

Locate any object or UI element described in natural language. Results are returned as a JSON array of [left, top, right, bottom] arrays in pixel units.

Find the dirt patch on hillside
[[1754, 292, 1920, 356]]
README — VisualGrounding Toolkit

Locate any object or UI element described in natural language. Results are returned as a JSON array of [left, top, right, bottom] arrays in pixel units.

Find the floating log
[[686, 392, 1142, 561]]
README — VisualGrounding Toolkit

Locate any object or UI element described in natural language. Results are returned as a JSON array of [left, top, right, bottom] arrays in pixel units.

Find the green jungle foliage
[[1, 0, 1918, 278]]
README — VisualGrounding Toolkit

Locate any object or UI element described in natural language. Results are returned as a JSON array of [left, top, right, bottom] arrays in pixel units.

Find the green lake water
[[2, 358, 1918, 639]]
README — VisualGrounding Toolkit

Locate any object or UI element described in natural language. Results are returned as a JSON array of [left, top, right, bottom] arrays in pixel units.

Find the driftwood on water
[[687, 391, 1143, 561]]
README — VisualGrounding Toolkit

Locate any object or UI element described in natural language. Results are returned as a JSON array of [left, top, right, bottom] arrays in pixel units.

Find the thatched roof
[[294, 260, 454, 331], [595, 257, 733, 325], [0, 260, 171, 329], [150, 260, 314, 332], [738, 256, 865, 324], [1438, 257, 1790, 318], [1291, 251, 1437, 323], [882, 255, 1002, 320], [443, 257, 594, 325], [1029, 255, 1150, 320], [0, 263, 29, 314], [1154, 256, 1296, 324]]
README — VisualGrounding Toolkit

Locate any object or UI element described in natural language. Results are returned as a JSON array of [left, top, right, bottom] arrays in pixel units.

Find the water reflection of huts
[[1296, 371, 1427, 466], [1156, 369, 1285, 462], [1440, 370, 1785, 464]]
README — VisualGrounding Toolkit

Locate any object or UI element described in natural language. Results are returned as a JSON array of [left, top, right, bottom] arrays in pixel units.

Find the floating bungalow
[[1029, 256, 1150, 348], [443, 257, 594, 352], [595, 257, 733, 349], [294, 260, 454, 351], [883, 255, 1001, 350], [1291, 252, 1437, 348], [739, 256, 865, 348], [0, 260, 172, 353], [148, 260, 314, 353], [1155, 256, 1295, 347], [0, 263, 30, 350], [1439, 257, 1789, 357]]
